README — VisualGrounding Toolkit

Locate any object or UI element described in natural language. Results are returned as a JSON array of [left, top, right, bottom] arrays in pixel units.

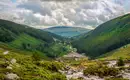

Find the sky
[[0, 0, 129, 29]]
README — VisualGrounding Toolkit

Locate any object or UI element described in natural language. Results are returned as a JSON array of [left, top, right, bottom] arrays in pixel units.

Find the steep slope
[[0, 19, 73, 58], [44, 26, 91, 38], [99, 44, 130, 60], [72, 14, 130, 58], [0, 19, 64, 43]]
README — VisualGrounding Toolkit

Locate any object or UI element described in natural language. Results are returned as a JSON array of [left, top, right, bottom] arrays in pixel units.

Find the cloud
[[0, 0, 128, 29]]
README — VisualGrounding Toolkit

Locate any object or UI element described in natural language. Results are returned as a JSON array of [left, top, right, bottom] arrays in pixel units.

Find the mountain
[[72, 14, 130, 58], [43, 26, 91, 38], [0, 19, 74, 58]]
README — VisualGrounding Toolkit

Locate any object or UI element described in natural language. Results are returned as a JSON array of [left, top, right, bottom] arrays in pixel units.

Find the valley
[[0, 0, 130, 79], [0, 14, 130, 80]]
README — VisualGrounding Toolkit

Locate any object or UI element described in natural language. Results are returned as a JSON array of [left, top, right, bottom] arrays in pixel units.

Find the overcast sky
[[0, 0, 129, 29]]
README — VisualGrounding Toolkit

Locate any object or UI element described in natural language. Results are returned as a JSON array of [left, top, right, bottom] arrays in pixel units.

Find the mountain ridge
[[72, 14, 130, 58]]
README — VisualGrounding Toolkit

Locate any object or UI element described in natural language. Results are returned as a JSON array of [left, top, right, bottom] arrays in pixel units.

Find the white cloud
[[0, 0, 128, 29], [41, 15, 58, 25]]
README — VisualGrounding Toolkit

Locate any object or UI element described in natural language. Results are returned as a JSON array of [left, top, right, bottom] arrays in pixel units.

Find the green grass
[[99, 44, 130, 60], [0, 48, 67, 80], [10, 34, 43, 48], [0, 42, 47, 58]]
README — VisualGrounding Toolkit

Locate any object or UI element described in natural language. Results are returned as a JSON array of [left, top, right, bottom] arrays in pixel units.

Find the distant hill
[[43, 26, 91, 38], [0, 19, 74, 58], [72, 14, 130, 58]]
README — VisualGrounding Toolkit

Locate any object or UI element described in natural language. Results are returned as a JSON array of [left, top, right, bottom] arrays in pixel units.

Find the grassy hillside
[[99, 44, 130, 60], [10, 34, 43, 48], [72, 14, 130, 58], [44, 26, 91, 38], [0, 48, 66, 80], [0, 19, 73, 58]]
